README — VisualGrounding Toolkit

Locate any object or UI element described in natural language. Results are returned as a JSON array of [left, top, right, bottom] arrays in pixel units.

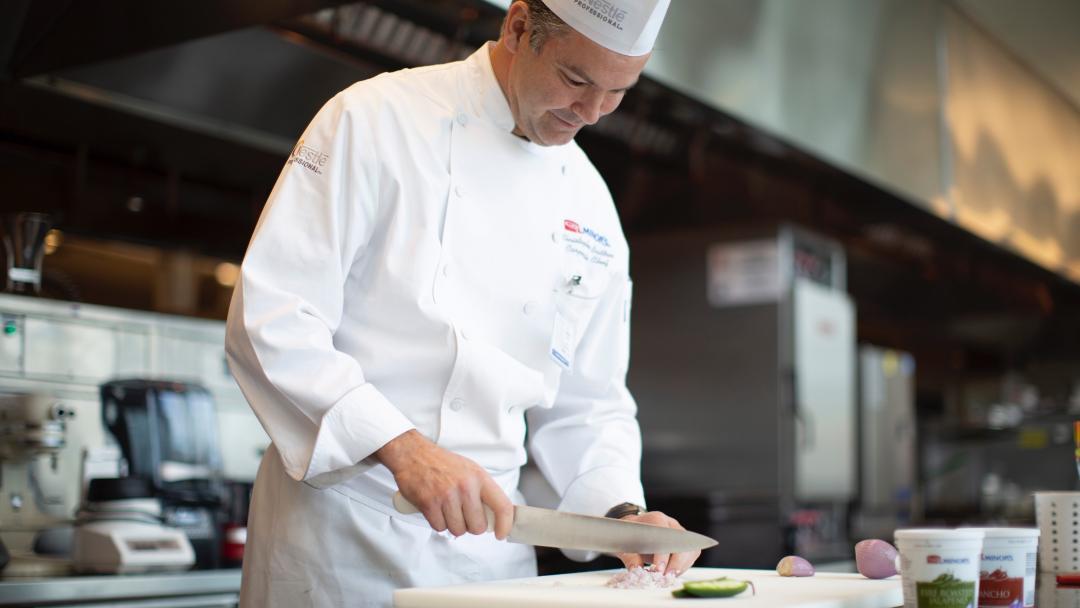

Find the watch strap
[[604, 501, 646, 519]]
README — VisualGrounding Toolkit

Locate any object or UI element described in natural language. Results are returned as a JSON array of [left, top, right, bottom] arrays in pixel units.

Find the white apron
[[239, 444, 535, 607]]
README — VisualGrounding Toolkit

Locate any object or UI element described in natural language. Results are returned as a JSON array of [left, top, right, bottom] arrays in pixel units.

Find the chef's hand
[[614, 511, 701, 576], [375, 429, 514, 541]]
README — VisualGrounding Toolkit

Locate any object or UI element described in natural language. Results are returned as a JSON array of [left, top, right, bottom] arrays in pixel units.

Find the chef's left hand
[[613, 511, 701, 576]]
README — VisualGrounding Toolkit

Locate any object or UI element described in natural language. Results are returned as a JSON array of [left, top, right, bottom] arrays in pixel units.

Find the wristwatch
[[604, 502, 646, 520]]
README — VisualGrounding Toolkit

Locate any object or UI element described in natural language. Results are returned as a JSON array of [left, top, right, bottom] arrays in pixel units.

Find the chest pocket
[[558, 261, 609, 299], [555, 225, 614, 299], [552, 251, 613, 356]]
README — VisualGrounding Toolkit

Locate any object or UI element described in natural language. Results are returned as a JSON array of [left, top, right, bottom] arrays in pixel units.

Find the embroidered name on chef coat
[[562, 219, 613, 267], [287, 139, 330, 175]]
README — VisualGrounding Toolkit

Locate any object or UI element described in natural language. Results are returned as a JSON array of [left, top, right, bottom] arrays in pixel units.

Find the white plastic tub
[[972, 527, 1039, 607], [895, 528, 985, 608]]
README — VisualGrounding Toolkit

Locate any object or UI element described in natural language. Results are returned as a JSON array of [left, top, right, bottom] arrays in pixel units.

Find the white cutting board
[[394, 567, 903, 608]]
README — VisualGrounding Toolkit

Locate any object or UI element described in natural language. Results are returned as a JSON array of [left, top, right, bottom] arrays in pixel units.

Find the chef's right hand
[[375, 429, 513, 540]]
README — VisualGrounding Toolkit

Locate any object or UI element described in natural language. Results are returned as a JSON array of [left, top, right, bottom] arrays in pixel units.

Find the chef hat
[[540, 0, 670, 56]]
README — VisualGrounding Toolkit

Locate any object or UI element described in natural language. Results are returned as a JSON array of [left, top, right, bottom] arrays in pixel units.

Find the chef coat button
[[561, 165, 567, 175], [442, 263, 451, 278], [455, 185, 465, 197], [449, 398, 465, 412], [551, 231, 559, 243], [523, 301, 537, 316], [456, 112, 468, 126]]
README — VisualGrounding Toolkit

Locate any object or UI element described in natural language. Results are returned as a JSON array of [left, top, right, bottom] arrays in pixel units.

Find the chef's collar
[[466, 42, 517, 134], [464, 43, 569, 156]]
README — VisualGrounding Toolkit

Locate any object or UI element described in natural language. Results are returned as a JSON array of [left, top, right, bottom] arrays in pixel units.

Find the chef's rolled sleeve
[[305, 383, 416, 483]]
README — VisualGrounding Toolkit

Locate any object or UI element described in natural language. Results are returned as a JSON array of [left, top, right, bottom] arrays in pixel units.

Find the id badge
[[549, 310, 575, 370]]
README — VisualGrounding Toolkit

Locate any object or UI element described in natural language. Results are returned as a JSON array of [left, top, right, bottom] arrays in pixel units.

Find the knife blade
[[392, 492, 717, 554]]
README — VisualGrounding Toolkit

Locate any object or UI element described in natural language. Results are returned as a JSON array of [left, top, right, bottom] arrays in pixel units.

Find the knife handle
[[392, 491, 496, 533]]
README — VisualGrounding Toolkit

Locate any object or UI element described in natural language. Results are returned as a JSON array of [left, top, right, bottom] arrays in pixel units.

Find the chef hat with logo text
[[541, 0, 670, 56]]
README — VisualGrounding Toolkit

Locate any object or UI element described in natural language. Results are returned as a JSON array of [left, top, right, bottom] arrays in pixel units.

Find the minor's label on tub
[[978, 546, 1037, 607], [978, 568, 1021, 606], [916, 573, 976, 608]]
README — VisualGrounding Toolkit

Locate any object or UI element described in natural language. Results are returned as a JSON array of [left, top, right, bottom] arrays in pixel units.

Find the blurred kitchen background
[[1, 0, 1079, 604]]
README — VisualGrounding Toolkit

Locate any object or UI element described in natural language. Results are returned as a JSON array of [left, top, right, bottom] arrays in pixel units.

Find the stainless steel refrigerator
[[628, 225, 857, 567], [854, 345, 917, 541]]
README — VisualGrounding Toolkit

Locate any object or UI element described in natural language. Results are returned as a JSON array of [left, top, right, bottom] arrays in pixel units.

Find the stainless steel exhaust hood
[[31, 28, 377, 155], [485, 0, 1080, 284], [5, 0, 1078, 283]]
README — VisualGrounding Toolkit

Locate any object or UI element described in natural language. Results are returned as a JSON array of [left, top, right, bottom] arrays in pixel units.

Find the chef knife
[[392, 492, 717, 554]]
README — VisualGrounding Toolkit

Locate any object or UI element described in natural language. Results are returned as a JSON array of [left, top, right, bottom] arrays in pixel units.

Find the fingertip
[[651, 554, 670, 573], [668, 554, 694, 577]]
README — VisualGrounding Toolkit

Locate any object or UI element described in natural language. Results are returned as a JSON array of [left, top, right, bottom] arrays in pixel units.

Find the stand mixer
[[0, 392, 78, 576]]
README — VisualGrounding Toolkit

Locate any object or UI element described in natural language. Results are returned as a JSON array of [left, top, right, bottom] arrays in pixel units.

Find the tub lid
[[968, 527, 1040, 538], [894, 528, 985, 540]]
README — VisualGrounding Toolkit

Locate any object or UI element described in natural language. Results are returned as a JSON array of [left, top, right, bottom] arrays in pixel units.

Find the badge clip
[[567, 274, 583, 294]]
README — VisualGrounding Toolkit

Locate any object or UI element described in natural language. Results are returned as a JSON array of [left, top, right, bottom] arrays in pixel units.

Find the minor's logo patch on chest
[[562, 218, 614, 267]]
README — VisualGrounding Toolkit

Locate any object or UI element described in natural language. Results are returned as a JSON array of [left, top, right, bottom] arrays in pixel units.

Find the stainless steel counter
[[0, 569, 241, 607]]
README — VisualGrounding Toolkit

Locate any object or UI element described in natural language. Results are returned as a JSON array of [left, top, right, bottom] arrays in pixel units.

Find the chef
[[225, 0, 696, 606]]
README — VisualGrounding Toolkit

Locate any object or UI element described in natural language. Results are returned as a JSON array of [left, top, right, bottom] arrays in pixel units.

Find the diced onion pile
[[605, 566, 681, 589]]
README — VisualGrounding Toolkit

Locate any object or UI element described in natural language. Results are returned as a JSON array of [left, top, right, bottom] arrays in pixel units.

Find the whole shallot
[[854, 539, 899, 579], [776, 555, 815, 577]]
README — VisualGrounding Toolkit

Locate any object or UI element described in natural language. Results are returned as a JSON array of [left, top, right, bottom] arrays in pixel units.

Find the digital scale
[[73, 483, 195, 574]]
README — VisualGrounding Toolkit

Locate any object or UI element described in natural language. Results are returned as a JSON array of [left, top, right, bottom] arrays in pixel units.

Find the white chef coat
[[225, 43, 645, 608]]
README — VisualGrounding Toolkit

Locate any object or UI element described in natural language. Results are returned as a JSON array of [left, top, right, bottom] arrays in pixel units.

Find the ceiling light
[[44, 229, 63, 255], [214, 262, 240, 288]]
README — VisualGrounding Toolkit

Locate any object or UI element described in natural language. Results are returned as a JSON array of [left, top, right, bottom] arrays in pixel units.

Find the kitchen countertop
[[0, 569, 241, 606], [394, 568, 904, 608]]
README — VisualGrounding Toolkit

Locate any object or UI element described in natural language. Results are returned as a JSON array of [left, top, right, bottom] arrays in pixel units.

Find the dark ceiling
[[1, 0, 357, 78]]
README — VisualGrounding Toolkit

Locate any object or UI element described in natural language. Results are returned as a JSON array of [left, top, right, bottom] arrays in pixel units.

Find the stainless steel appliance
[[0, 393, 78, 576], [0, 393, 74, 461], [1, 213, 51, 295], [628, 225, 856, 567], [0, 293, 266, 580], [854, 345, 917, 540]]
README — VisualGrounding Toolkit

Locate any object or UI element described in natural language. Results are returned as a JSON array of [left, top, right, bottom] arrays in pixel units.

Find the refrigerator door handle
[[795, 406, 814, 451]]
